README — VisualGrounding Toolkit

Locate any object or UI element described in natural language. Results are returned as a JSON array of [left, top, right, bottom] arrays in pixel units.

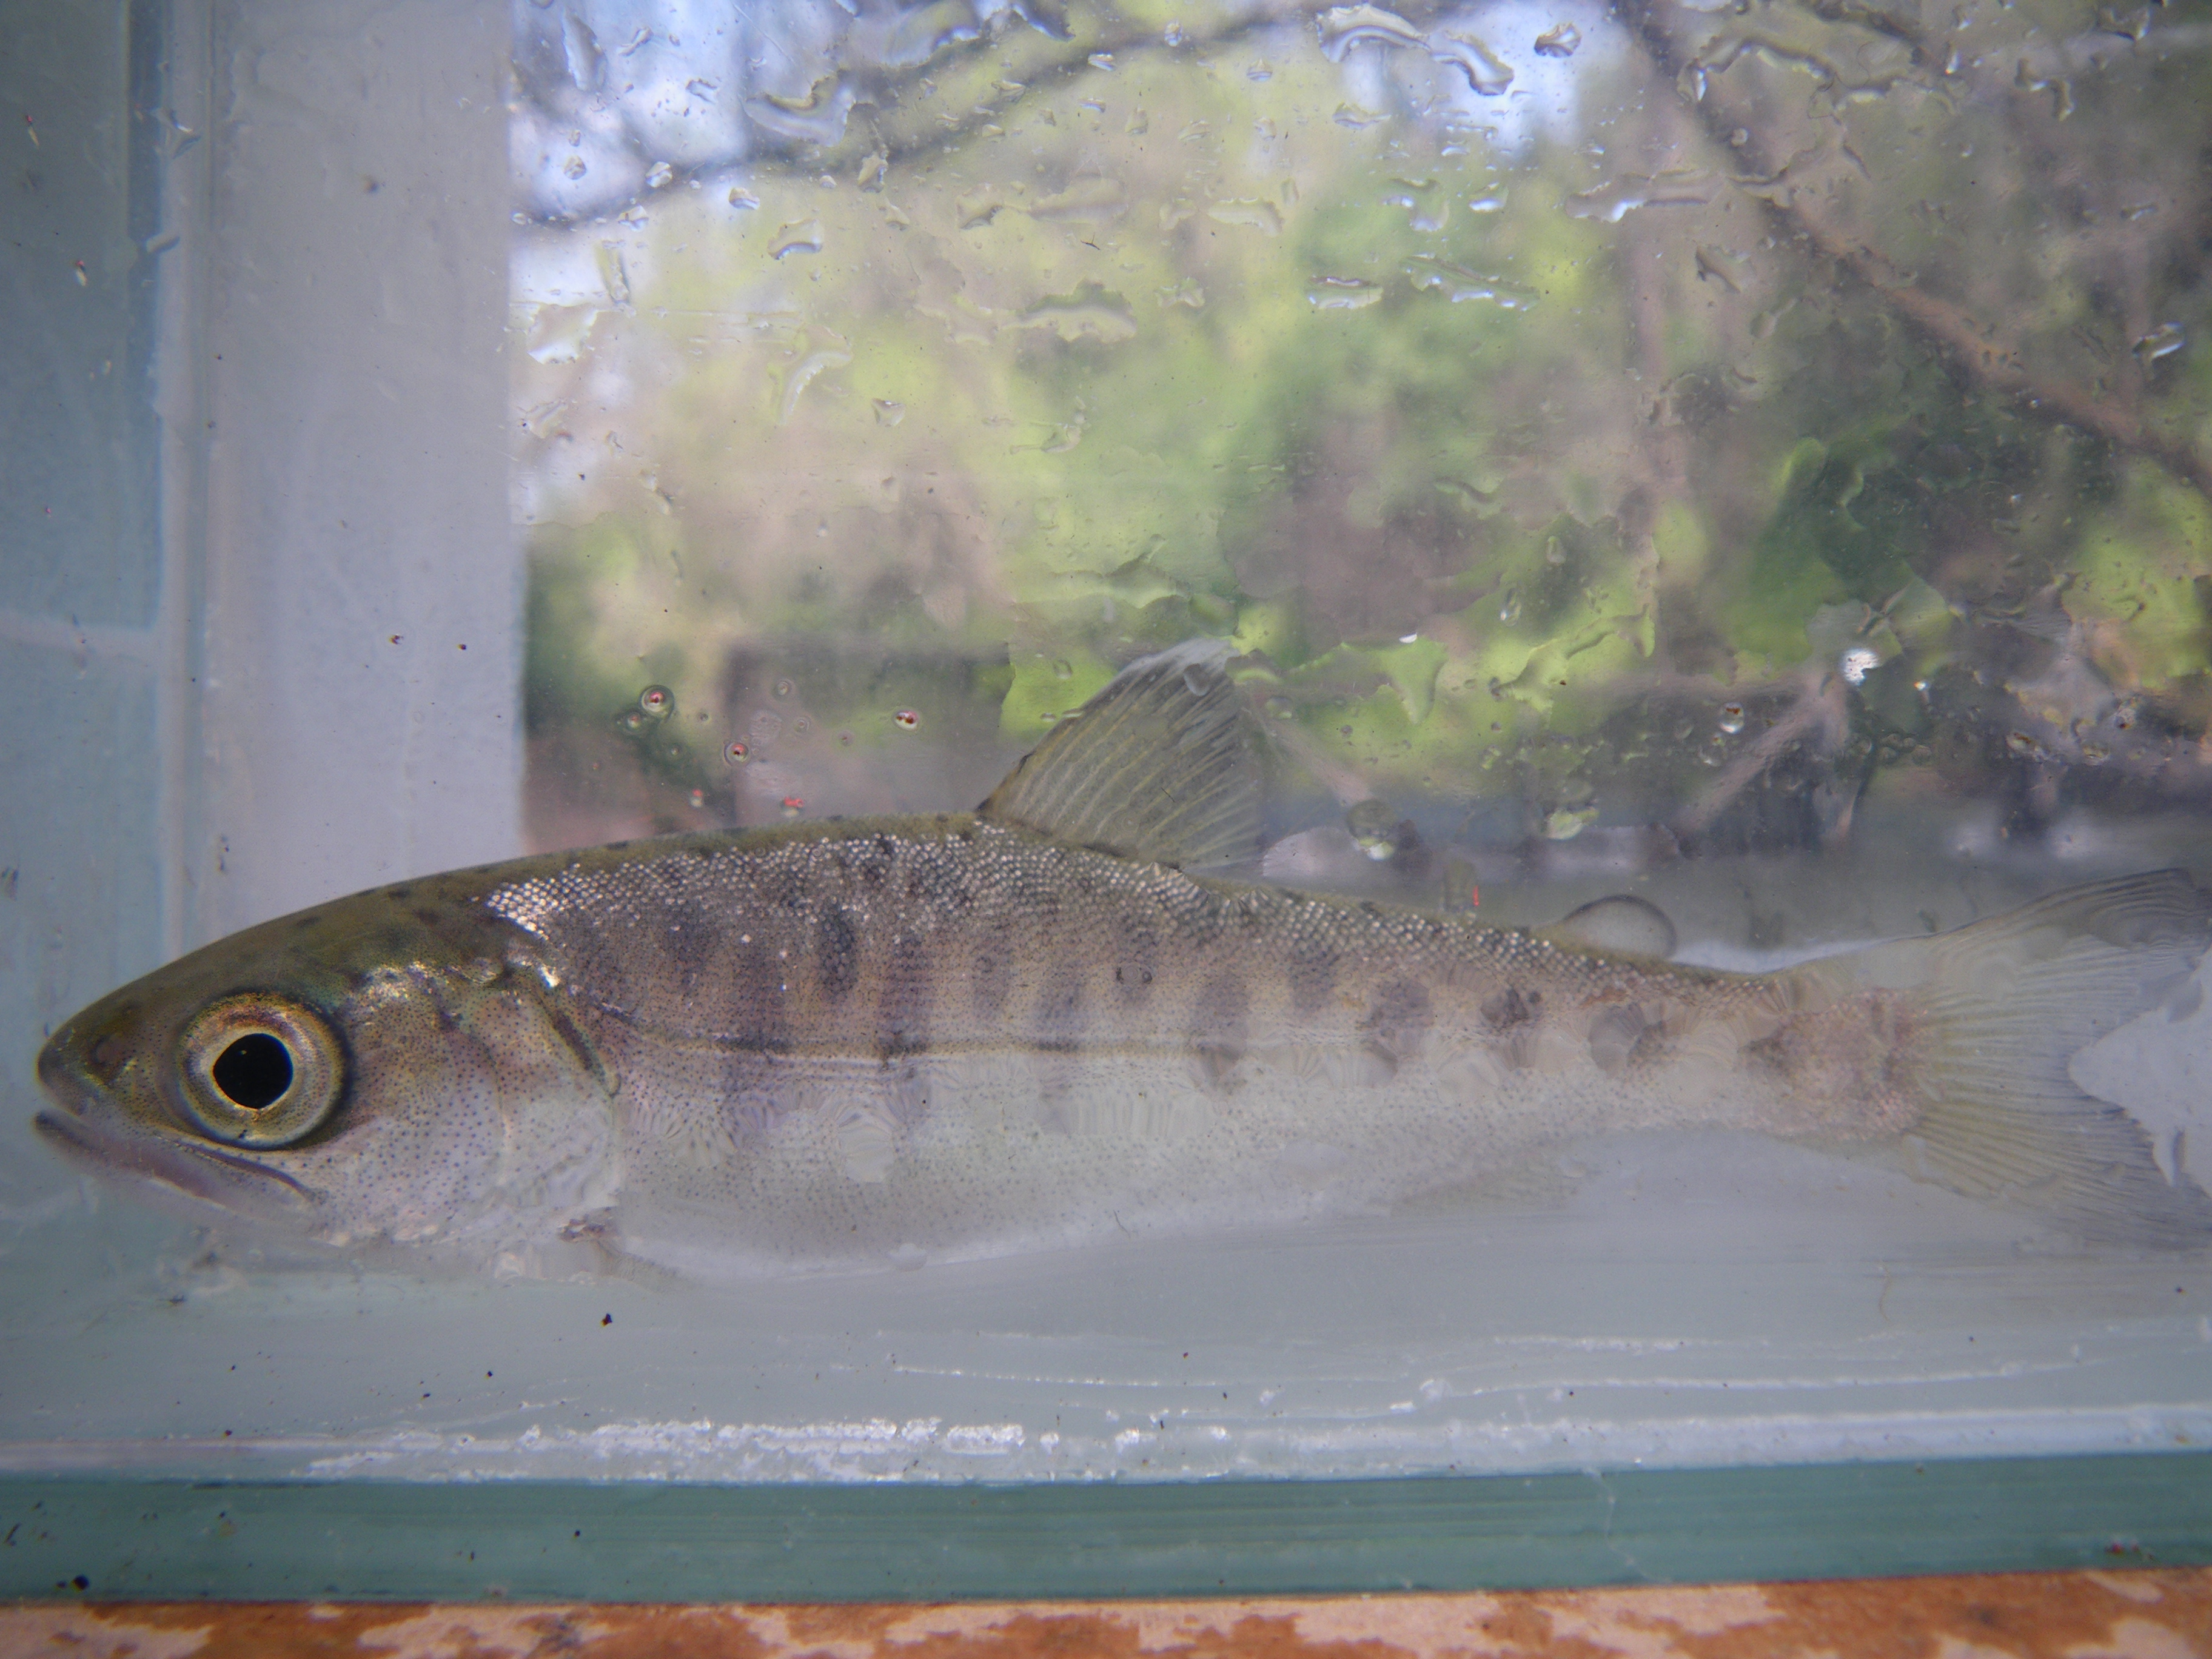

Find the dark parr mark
[[971, 920, 1017, 1019], [720, 939, 791, 1051], [1035, 959, 1086, 1045], [1362, 979, 1433, 1063], [1113, 921, 1161, 1008], [1286, 935, 1338, 1018], [1483, 987, 1541, 1030], [874, 931, 934, 1058], [665, 914, 725, 995], [816, 904, 862, 1002]]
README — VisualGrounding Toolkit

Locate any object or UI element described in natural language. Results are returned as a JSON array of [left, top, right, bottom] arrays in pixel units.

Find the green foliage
[[512, 0, 2212, 840]]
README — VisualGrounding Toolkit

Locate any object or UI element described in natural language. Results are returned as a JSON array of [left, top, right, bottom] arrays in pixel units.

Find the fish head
[[33, 877, 619, 1259]]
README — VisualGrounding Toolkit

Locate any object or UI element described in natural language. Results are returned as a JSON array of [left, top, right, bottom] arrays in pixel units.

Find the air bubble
[[2134, 323, 2186, 364], [1718, 703, 1746, 734], [637, 684, 675, 719], [769, 220, 823, 260]]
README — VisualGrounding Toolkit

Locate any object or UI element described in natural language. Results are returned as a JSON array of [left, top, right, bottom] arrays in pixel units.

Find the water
[[4, 0, 2212, 1566]]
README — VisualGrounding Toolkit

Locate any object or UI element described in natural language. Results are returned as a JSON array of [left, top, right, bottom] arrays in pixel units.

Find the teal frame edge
[[4, 1452, 2209, 1603]]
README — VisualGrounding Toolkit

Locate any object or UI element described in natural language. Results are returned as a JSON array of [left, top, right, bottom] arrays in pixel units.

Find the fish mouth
[[33, 1104, 315, 1222], [35, 1018, 314, 1220]]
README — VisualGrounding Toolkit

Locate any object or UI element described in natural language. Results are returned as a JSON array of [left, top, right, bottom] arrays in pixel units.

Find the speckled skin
[[38, 810, 1919, 1278]]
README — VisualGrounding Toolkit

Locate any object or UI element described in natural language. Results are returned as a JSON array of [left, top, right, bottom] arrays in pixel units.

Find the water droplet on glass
[[770, 219, 824, 259], [1718, 703, 1746, 734], [1316, 3, 1427, 62], [1694, 246, 1751, 293], [893, 708, 922, 729], [2134, 323, 2185, 363], [2006, 730, 2048, 760], [1533, 21, 1580, 56], [1430, 33, 1513, 95], [774, 679, 795, 699], [561, 155, 588, 180], [1346, 798, 1398, 859], [616, 709, 646, 733], [2080, 740, 2111, 764], [689, 788, 705, 808], [1308, 276, 1382, 311], [744, 76, 853, 146], [1541, 807, 1596, 841], [873, 400, 906, 426], [637, 684, 675, 719], [1382, 178, 1449, 232], [728, 187, 759, 210], [793, 716, 811, 735], [1564, 169, 1721, 224], [885, 0, 980, 67], [1404, 256, 1538, 310], [724, 740, 750, 765], [1498, 591, 1521, 625], [1051, 659, 1075, 679], [1466, 190, 1507, 213], [781, 796, 805, 818], [1264, 694, 1295, 719], [2113, 702, 2139, 731], [645, 161, 674, 189], [1088, 51, 1115, 69], [1247, 60, 1273, 81]]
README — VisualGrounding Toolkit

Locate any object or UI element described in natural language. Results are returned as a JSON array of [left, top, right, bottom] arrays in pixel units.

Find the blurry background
[[508, 0, 2212, 930]]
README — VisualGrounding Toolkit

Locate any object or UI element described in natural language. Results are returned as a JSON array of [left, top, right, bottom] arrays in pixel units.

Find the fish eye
[[178, 996, 344, 1147]]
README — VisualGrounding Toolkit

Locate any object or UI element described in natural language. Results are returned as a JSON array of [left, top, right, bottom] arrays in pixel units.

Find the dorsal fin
[[980, 639, 1261, 869], [1539, 894, 1678, 959]]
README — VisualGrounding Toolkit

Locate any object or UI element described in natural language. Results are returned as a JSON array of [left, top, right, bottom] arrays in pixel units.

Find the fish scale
[[33, 639, 2212, 1278]]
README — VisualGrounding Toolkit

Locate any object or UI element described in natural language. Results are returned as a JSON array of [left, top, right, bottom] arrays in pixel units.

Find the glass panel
[[5, 0, 2210, 1572]]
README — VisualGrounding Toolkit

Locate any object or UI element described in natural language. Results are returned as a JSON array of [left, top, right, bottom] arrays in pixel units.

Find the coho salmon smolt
[[33, 640, 2212, 1278]]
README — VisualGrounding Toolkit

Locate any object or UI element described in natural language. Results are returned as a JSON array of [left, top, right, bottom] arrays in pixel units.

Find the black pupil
[[211, 1032, 293, 1110]]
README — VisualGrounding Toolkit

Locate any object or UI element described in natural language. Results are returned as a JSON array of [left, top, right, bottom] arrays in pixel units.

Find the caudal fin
[[1825, 870, 2212, 1247]]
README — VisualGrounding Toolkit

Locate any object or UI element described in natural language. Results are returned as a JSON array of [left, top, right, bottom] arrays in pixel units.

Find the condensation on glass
[[2, 0, 2209, 1490]]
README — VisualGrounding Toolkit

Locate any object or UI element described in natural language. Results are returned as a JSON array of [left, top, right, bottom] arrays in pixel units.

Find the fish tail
[[1826, 870, 2212, 1246]]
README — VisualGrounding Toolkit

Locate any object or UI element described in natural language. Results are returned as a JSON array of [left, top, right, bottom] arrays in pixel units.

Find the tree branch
[[1612, 0, 2212, 503]]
